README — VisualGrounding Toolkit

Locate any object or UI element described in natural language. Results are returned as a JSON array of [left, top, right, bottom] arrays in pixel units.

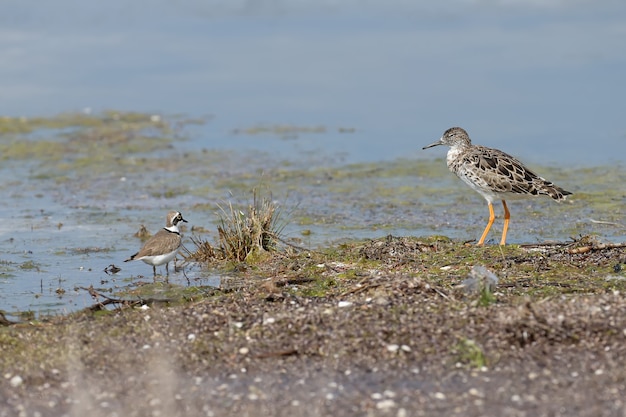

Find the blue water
[[1, 0, 625, 165]]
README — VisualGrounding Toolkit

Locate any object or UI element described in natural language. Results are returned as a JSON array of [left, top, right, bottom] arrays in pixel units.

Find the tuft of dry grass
[[217, 189, 284, 262], [187, 189, 287, 264], [184, 235, 218, 263]]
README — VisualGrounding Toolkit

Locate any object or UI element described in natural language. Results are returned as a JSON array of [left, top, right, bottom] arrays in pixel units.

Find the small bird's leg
[[500, 200, 510, 246], [477, 202, 496, 245]]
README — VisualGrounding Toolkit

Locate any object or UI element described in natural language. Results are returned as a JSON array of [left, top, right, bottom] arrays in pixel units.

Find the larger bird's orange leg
[[500, 200, 510, 246], [477, 202, 495, 245]]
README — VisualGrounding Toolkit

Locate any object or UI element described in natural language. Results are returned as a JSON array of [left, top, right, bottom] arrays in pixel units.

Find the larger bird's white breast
[[447, 145, 500, 203], [445, 145, 465, 169]]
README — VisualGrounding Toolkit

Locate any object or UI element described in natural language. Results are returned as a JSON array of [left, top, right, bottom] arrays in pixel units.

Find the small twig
[[519, 241, 570, 249], [253, 348, 299, 359], [588, 218, 626, 228], [182, 265, 191, 285], [274, 234, 325, 255], [81, 286, 118, 302], [497, 244, 506, 263], [78, 286, 174, 312], [568, 241, 626, 254], [339, 283, 381, 298], [274, 276, 316, 287], [568, 246, 592, 254], [431, 286, 451, 300], [79, 286, 137, 311], [0, 311, 16, 326], [87, 298, 127, 312]]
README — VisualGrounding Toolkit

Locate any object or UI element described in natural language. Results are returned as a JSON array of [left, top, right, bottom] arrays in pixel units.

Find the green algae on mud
[[205, 156, 624, 243], [3, 110, 621, 243], [231, 123, 357, 140], [232, 124, 329, 138], [0, 111, 209, 174], [186, 234, 626, 304]]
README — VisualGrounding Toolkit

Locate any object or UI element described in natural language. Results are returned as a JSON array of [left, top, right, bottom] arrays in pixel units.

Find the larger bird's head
[[423, 127, 472, 150]]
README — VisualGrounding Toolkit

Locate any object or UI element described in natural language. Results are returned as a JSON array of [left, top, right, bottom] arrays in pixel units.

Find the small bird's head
[[423, 127, 472, 150], [172, 212, 187, 225], [167, 211, 188, 227]]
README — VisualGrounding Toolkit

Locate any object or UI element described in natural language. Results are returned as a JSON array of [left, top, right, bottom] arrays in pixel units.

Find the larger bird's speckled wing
[[450, 145, 571, 200]]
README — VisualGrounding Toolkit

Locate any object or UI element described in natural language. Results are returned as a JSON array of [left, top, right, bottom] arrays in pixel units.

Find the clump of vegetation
[[133, 225, 151, 240], [189, 189, 287, 264], [186, 236, 218, 263], [459, 265, 499, 307], [478, 285, 497, 307], [454, 337, 487, 368]]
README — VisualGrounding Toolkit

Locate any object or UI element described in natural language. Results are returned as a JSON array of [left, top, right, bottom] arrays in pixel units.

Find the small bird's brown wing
[[126, 229, 181, 260]]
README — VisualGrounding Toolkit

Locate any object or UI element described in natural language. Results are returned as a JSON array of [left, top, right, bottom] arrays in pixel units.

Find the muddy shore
[[1, 236, 625, 416]]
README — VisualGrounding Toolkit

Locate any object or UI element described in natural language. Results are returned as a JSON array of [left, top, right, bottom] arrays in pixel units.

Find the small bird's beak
[[181, 217, 188, 223], [422, 138, 443, 150]]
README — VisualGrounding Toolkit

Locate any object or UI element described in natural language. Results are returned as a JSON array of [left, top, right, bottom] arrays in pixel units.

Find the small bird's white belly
[[137, 249, 178, 266]]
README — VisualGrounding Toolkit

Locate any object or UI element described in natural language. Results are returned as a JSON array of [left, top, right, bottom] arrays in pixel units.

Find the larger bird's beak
[[422, 138, 443, 150]]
